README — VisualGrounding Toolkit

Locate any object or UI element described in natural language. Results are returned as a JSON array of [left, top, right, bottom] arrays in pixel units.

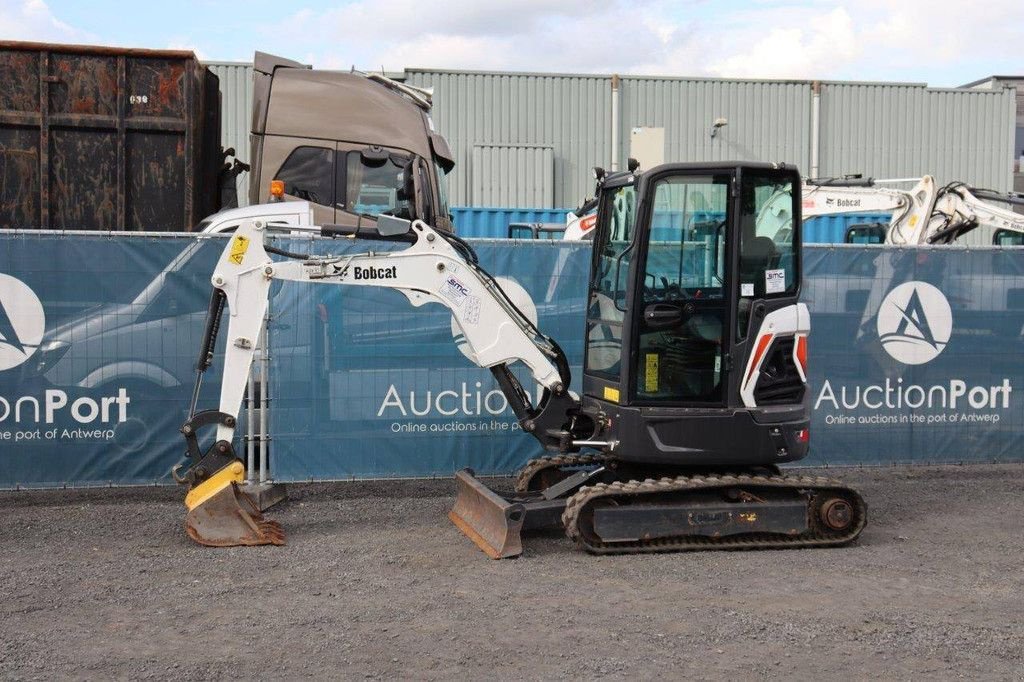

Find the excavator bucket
[[184, 461, 285, 547], [448, 469, 525, 559]]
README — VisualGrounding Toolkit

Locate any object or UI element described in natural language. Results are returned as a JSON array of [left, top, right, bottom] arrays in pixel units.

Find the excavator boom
[[176, 216, 593, 546]]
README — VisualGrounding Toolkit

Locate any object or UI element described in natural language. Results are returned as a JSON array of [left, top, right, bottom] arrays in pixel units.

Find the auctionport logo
[[0, 274, 45, 372], [876, 281, 951, 365]]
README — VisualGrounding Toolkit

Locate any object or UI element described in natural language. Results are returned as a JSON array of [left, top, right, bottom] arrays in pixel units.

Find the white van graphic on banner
[[0, 273, 45, 372]]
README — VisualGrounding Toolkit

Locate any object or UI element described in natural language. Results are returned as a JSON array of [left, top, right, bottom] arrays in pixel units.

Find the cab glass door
[[584, 183, 637, 383], [633, 173, 731, 404]]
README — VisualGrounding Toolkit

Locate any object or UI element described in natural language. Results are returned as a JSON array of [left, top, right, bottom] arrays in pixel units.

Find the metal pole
[[246, 340, 256, 485], [611, 74, 621, 172], [704, 236, 714, 285], [259, 310, 270, 484], [810, 80, 821, 178]]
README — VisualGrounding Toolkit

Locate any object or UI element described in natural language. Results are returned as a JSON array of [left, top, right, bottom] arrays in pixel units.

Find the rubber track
[[561, 472, 867, 555], [513, 453, 613, 493]]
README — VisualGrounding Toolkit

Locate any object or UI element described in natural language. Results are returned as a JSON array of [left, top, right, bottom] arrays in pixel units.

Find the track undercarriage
[[450, 455, 866, 559]]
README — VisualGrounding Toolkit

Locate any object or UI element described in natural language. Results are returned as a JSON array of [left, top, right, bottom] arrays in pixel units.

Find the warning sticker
[[645, 353, 659, 393], [741, 282, 754, 297], [765, 268, 786, 294], [465, 296, 481, 324], [603, 386, 620, 403], [440, 275, 470, 306], [229, 236, 250, 265]]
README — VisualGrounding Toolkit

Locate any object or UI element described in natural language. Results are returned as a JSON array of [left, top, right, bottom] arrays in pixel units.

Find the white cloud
[[708, 7, 860, 79], [0, 0, 94, 43], [273, 0, 690, 75], [267, 0, 1024, 85]]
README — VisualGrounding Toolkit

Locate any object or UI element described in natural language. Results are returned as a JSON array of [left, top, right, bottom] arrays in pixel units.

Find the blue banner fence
[[1, 231, 1021, 488]]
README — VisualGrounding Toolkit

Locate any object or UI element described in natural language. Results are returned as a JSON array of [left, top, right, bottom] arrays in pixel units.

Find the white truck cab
[[195, 200, 317, 235]]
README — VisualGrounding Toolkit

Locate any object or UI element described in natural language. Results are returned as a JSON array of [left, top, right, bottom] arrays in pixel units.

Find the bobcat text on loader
[[175, 161, 866, 557]]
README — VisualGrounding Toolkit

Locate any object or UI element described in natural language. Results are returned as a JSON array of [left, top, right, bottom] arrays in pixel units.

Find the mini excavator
[[175, 161, 866, 557]]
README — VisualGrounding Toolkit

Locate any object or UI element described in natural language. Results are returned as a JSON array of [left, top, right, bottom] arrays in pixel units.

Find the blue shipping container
[[453, 207, 891, 243], [451, 207, 573, 238]]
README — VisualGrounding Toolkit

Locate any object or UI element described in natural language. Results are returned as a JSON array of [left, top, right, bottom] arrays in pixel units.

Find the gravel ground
[[1, 464, 1022, 680]]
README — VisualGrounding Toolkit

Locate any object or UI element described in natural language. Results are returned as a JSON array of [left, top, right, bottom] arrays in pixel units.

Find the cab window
[[585, 184, 636, 378], [276, 146, 334, 206], [342, 151, 412, 219], [739, 172, 797, 298]]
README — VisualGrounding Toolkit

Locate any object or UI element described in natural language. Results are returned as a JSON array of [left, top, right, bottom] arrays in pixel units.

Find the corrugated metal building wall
[[405, 70, 610, 211], [207, 63, 1016, 232], [616, 77, 813, 172], [206, 62, 253, 203], [471, 144, 555, 207], [818, 83, 1015, 189], [405, 69, 1015, 209]]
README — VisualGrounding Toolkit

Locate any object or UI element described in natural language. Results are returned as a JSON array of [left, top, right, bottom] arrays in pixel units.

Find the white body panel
[[739, 303, 810, 409], [199, 201, 316, 234]]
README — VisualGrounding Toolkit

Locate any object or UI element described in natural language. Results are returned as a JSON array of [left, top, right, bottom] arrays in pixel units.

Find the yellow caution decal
[[229, 235, 250, 265], [184, 460, 245, 510], [645, 353, 659, 393], [603, 386, 620, 403]]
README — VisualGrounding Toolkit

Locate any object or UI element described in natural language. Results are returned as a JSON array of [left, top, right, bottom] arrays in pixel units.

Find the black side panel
[[584, 395, 808, 467]]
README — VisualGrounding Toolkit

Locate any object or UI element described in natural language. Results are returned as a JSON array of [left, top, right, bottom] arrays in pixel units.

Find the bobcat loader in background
[[564, 173, 1024, 245], [793, 175, 1024, 245], [174, 161, 866, 557]]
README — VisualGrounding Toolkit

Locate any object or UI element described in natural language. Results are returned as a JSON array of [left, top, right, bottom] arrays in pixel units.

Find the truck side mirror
[[360, 146, 389, 167], [377, 214, 412, 237]]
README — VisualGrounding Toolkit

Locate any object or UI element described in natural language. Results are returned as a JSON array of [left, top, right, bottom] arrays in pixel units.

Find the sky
[[1, 0, 1021, 86]]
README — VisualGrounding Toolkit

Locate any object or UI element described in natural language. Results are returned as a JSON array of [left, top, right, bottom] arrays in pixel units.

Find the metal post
[[245, 337, 256, 485], [810, 80, 821, 179], [611, 74, 621, 172], [240, 307, 286, 512], [259, 310, 270, 484], [703, 236, 714, 285]]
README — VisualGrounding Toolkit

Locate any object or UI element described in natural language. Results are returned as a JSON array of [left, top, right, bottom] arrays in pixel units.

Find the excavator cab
[[581, 162, 809, 468], [452, 162, 863, 558]]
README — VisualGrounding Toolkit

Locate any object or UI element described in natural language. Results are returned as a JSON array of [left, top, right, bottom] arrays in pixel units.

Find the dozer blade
[[449, 469, 525, 559], [184, 461, 285, 547]]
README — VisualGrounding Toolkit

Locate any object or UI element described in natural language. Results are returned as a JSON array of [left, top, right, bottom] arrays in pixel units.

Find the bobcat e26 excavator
[[176, 161, 866, 557]]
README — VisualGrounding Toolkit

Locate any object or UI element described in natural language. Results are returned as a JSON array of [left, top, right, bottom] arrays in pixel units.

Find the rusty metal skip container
[[0, 40, 223, 231]]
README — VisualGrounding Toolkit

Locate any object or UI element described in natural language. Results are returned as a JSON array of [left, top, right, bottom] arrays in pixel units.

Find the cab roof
[[265, 69, 433, 160]]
